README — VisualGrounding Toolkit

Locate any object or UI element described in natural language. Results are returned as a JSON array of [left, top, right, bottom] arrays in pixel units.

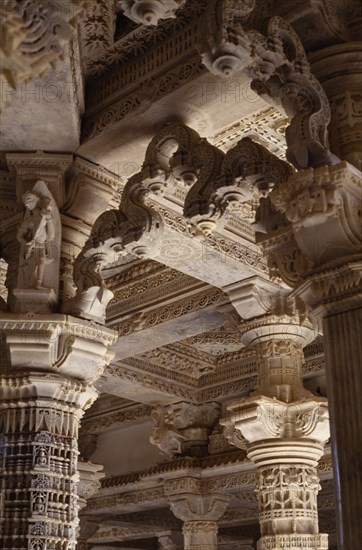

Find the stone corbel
[[63, 167, 163, 322], [118, 0, 186, 26], [185, 137, 292, 236], [0, 314, 116, 384], [247, 16, 339, 170], [150, 402, 221, 458], [198, 6, 339, 170]]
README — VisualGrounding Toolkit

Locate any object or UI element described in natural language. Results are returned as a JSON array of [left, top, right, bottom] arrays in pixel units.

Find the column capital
[[165, 478, 229, 523], [292, 260, 362, 319], [77, 459, 104, 511], [0, 312, 116, 383], [6, 152, 73, 207], [270, 161, 362, 269], [222, 395, 330, 466]]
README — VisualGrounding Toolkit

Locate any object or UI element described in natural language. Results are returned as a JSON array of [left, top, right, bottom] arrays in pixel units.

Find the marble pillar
[[0, 314, 115, 550], [221, 294, 330, 550], [269, 159, 362, 549]]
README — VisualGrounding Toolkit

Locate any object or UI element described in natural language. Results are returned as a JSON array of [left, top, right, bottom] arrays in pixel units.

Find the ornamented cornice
[[114, 286, 225, 336], [83, 0, 207, 77], [81, 403, 151, 435], [83, 55, 205, 139]]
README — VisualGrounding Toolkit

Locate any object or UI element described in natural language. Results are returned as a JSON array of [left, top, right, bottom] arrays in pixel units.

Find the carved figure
[[17, 188, 56, 289]]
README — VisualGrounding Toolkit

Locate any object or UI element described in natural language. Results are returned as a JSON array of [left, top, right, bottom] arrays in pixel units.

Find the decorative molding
[[210, 106, 288, 159], [81, 403, 151, 435]]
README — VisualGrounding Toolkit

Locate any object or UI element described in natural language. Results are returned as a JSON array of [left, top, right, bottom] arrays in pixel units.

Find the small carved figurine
[[17, 183, 56, 289]]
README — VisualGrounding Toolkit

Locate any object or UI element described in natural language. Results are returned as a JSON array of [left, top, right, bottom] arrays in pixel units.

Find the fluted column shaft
[[322, 306, 362, 549]]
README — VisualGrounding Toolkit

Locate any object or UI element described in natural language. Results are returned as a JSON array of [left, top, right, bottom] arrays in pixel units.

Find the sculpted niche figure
[[14, 180, 61, 312], [17, 189, 55, 289]]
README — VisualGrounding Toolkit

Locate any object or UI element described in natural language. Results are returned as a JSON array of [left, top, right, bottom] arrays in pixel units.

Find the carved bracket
[[198, 5, 340, 170], [150, 402, 221, 458], [185, 137, 292, 235]]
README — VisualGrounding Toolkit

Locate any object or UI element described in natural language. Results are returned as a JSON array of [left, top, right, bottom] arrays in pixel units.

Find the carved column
[[310, 42, 362, 170], [0, 316, 115, 550], [0, 155, 118, 549], [165, 478, 229, 550], [268, 161, 362, 549], [221, 286, 330, 550]]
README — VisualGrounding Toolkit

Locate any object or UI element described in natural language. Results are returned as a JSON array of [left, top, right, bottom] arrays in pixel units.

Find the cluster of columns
[[0, 32, 360, 550]]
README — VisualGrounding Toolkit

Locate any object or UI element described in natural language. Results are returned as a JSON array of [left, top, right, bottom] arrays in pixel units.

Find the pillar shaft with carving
[[0, 316, 115, 550], [269, 156, 362, 548], [0, 374, 94, 550], [222, 288, 330, 550]]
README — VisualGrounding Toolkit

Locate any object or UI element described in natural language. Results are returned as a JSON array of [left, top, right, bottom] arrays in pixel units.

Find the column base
[[258, 533, 328, 550]]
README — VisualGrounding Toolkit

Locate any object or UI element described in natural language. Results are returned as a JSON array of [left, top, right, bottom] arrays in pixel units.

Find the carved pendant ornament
[[118, 0, 186, 26]]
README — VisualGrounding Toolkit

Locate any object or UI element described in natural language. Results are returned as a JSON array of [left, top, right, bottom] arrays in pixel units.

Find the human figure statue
[[16, 181, 59, 292]]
